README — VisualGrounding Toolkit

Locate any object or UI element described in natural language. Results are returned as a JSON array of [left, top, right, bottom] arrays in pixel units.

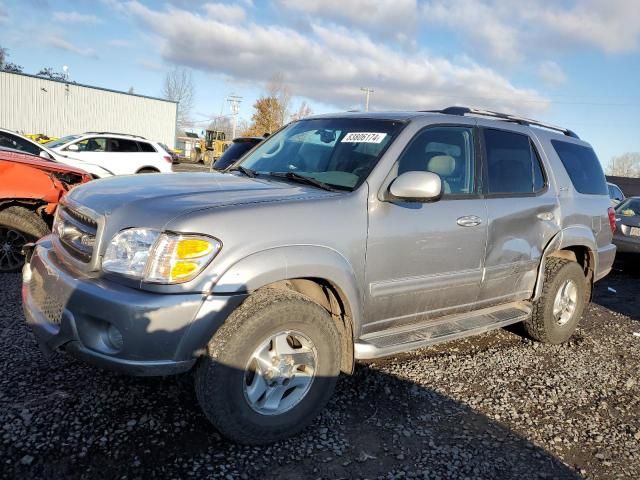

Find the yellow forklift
[[190, 129, 230, 165]]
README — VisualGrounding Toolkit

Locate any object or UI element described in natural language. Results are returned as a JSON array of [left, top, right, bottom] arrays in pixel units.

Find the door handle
[[457, 215, 483, 227]]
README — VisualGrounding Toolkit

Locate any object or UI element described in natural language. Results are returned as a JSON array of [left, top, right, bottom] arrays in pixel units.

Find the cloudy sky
[[2, 0, 640, 165]]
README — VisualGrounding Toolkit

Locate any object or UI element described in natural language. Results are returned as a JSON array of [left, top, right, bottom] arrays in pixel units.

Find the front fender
[[532, 225, 597, 300], [212, 245, 364, 335]]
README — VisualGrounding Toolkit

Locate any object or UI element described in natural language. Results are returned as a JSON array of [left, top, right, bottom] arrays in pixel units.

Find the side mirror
[[39, 150, 52, 160], [388, 171, 443, 202], [66, 144, 79, 152]]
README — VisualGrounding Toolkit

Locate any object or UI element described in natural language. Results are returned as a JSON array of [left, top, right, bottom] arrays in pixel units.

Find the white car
[[45, 132, 174, 175], [0, 128, 114, 178]]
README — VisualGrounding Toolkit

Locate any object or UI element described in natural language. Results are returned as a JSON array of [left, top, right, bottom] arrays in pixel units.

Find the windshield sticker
[[341, 132, 387, 143]]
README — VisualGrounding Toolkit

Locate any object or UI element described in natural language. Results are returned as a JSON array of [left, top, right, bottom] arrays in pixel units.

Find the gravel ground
[[1, 261, 639, 479]]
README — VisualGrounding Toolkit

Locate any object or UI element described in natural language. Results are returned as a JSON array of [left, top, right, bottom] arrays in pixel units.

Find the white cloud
[[45, 35, 97, 58], [52, 11, 102, 24], [421, 0, 522, 63], [534, 0, 640, 54], [278, 0, 418, 39], [421, 0, 640, 63], [125, 1, 548, 115], [203, 3, 245, 23], [537, 60, 567, 87]]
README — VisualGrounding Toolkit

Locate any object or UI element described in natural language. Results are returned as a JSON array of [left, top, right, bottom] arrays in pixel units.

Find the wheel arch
[[211, 246, 363, 373], [136, 166, 160, 173], [533, 226, 597, 301]]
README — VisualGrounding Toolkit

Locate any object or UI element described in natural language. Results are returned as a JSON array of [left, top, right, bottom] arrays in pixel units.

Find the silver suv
[[22, 107, 616, 444]]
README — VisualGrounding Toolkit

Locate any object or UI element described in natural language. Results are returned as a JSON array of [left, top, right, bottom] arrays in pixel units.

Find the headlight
[[102, 228, 221, 283]]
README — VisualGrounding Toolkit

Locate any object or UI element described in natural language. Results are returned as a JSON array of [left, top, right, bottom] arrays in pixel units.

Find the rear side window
[[108, 138, 139, 152], [484, 129, 546, 195], [551, 140, 607, 195], [0, 132, 41, 155], [137, 142, 156, 152]]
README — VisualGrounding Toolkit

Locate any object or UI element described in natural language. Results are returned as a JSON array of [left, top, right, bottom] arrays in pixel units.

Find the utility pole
[[360, 87, 374, 112], [227, 95, 242, 139]]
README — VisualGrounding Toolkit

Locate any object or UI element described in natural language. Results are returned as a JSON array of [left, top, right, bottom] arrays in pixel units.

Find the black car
[[211, 136, 263, 171], [158, 142, 180, 164]]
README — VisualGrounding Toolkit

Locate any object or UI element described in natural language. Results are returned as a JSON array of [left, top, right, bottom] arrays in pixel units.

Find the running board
[[354, 302, 531, 359]]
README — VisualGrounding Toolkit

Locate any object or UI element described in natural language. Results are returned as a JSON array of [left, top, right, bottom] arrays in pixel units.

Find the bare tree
[[244, 74, 293, 136], [266, 73, 291, 127], [0, 45, 23, 73], [290, 101, 313, 121], [607, 152, 640, 178], [162, 67, 195, 130]]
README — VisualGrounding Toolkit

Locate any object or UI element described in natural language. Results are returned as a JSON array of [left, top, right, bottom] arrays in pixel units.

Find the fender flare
[[211, 245, 364, 336], [532, 225, 598, 301]]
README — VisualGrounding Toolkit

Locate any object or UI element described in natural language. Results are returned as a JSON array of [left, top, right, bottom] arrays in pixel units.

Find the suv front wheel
[[524, 258, 587, 344], [195, 288, 342, 445]]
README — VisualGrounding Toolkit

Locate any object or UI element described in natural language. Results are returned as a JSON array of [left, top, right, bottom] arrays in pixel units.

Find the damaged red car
[[0, 148, 91, 272]]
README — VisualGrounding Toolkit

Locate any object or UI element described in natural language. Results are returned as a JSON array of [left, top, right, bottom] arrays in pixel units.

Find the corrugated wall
[[0, 72, 177, 147]]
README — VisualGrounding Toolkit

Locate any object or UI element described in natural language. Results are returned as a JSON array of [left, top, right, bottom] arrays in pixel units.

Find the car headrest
[[427, 155, 455, 176]]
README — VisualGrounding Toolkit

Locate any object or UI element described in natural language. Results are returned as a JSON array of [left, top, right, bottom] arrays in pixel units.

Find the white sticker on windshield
[[341, 132, 387, 143]]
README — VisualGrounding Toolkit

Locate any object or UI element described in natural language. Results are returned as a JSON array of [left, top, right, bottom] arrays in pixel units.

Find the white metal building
[[0, 71, 177, 147]]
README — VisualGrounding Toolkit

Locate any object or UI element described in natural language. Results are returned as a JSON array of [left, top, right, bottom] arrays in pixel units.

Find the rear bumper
[[22, 238, 246, 376], [595, 243, 617, 281], [613, 236, 640, 254]]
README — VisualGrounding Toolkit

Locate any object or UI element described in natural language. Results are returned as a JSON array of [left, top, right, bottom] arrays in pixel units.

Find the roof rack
[[83, 132, 147, 140], [425, 106, 579, 139]]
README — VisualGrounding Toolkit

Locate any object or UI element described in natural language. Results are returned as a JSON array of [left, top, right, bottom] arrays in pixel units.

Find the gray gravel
[[1, 261, 639, 479]]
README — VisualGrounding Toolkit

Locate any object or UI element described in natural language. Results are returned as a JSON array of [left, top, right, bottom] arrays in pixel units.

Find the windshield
[[237, 118, 405, 190], [45, 135, 82, 148], [616, 198, 640, 216]]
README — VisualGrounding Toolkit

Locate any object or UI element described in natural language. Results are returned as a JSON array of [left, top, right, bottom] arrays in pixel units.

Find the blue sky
[[1, 0, 639, 167]]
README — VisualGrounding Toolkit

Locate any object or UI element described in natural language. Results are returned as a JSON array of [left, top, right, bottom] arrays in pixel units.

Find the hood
[[0, 149, 90, 177], [67, 172, 338, 228]]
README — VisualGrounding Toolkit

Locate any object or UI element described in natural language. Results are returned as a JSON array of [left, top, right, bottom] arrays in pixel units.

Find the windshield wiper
[[227, 166, 257, 178], [266, 172, 337, 192]]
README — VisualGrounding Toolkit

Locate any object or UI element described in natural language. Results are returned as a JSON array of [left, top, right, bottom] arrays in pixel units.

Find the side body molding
[[532, 225, 598, 301], [211, 245, 364, 335]]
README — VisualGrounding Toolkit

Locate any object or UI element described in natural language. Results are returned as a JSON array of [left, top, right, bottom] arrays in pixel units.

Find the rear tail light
[[163, 155, 172, 164], [607, 207, 617, 233]]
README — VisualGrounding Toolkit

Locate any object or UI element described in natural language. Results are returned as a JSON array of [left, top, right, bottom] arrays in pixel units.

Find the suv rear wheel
[[0, 206, 49, 272], [195, 288, 342, 445], [524, 258, 587, 344]]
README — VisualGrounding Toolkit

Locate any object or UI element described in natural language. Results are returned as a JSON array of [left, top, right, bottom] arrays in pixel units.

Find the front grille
[[29, 269, 64, 325], [55, 206, 97, 263]]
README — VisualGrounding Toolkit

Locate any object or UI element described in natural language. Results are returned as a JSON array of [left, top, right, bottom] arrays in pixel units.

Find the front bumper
[[22, 238, 246, 376]]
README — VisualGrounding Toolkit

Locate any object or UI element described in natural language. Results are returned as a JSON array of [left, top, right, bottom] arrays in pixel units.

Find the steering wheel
[[261, 137, 284, 158]]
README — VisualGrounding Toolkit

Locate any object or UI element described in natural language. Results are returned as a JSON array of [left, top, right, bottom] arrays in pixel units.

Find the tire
[[195, 288, 342, 445], [524, 258, 587, 344], [137, 168, 159, 174], [0, 206, 50, 273]]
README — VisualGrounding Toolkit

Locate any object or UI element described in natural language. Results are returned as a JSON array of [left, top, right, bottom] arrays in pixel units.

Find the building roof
[[1, 70, 177, 104]]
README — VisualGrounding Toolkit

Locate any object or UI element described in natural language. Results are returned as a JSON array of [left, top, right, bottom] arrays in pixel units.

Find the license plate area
[[29, 262, 65, 326], [630, 227, 640, 237]]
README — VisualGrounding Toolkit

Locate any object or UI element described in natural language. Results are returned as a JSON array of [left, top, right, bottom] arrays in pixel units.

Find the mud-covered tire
[[195, 288, 342, 445], [0, 206, 50, 273], [524, 258, 587, 344]]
